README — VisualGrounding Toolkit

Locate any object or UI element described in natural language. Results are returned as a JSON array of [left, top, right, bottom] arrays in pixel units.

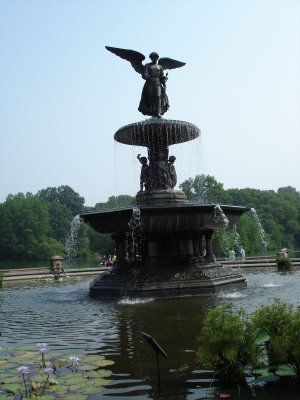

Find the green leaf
[[0, 383, 20, 393], [0, 374, 20, 384], [83, 369, 112, 378], [255, 373, 280, 383], [275, 364, 296, 377], [253, 368, 269, 375], [254, 331, 270, 344]]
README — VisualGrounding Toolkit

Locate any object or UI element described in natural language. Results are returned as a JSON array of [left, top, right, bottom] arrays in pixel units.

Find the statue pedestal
[[89, 262, 246, 299], [136, 189, 187, 205]]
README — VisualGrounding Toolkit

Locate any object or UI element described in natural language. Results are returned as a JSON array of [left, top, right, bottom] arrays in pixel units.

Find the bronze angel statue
[[106, 46, 185, 118]]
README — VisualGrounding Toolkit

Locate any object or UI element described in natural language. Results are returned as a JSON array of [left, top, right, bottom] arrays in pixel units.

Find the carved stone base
[[136, 189, 187, 205], [89, 262, 246, 299]]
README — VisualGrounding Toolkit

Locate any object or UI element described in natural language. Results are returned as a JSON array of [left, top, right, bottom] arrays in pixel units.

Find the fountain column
[[193, 237, 200, 256], [204, 230, 215, 261], [147, 240, 158, 257], [112, 234, 127, 260]]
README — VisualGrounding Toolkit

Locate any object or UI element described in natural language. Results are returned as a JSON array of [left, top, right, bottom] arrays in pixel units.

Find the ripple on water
[[118, 297, 155, 305], [218, 291, 248, 299], [262, 283, 283, 288]]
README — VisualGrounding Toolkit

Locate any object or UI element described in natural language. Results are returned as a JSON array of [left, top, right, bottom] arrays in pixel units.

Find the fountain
[[81, 46, 249, 298]]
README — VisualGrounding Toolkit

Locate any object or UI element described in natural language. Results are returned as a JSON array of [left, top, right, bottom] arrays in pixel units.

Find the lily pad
[[83, 369, 112, 378], [275, 364, 296, 377], [254, 331, 270, 344], [255, 373, 280, 383], [0, 382, 20, 393]]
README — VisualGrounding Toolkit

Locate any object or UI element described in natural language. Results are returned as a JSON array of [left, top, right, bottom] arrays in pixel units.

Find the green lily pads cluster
[[0, 346, 114, 399]]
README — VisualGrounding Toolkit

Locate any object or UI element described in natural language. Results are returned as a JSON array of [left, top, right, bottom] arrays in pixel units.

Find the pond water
[[1, 267, 300, 399]]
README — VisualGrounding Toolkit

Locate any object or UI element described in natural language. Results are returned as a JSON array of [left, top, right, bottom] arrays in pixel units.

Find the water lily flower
[[17, 365, 30, 397], [44, 367, 54, 375], [69, 356, 80, 366], [38, 347, 49, 354], [17, 365, 30, 374], [36, 342, 48, 349]]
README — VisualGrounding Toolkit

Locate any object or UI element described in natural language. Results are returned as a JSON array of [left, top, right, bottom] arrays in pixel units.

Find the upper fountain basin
[[80, 203, 249, 235], [114, 118, 200, 147]]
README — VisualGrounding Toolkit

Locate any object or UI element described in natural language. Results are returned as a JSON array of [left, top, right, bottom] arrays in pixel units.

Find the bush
[[252, 299, 300, 378], [197, 299, 300, 386], [197, 303, 260, 384], [276, 254, 292, 270]]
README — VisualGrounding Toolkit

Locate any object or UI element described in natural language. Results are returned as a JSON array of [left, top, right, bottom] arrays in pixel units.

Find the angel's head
[[149, 52, 159, 62]]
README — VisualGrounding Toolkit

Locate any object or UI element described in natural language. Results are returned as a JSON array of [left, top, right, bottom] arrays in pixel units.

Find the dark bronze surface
[[106, 46, 185, 118]]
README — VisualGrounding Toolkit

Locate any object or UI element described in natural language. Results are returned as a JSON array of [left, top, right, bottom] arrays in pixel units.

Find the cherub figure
[[137, 154, 150, 191], [106, 46, 185, 118], [168, 155, 177, 188]]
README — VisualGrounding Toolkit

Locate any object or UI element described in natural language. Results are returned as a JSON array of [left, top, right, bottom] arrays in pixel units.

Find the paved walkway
[[1, 267, 107, 282], [1, 258, 299, 282]]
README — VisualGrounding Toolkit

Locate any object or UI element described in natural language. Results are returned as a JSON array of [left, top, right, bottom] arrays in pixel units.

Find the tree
[[0, 193, 63, 260], [180, 174, 232, 204], [47, 203, 73, 243], [93, 195, 135, 211], [37, 185, 85, 216], [229, 187, 300, 254], [86, 195, 135, 256]]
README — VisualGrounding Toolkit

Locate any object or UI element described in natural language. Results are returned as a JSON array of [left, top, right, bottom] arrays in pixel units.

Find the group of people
[[227, 247, 246, 261], [98, 255, 117, 267]]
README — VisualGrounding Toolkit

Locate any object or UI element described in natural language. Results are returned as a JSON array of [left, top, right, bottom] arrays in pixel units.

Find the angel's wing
[[105, 46, 145, 74], [158, 58, 186, 71]]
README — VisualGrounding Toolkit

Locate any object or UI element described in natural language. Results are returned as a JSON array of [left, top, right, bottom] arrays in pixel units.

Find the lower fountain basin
[[81, 203, 249, 235], [81, 203, 249, 299]]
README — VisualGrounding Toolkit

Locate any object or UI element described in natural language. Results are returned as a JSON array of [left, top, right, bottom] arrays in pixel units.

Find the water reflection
[[1, 267, 300, 399]]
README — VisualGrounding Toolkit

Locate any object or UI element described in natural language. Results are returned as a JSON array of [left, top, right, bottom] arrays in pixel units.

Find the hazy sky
[[1, 0, 299, 206]]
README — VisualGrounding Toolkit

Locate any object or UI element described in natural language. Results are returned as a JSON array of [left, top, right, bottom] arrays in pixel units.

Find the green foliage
[[251, 299, 294, 367], [37, 185, 85, 216], [276, 254, 292, 270], [86, 195, 135, 256], [0, 193, 63, 260], [229, 187, 300, 255], [197, 299, 300, 385], [180, 174, 232, 204], [251, 299, 300, 379], [0, 271, 3, 287], [93, 194, 135, 211], [197, 303, 259, 383], [212, 229, 238, 257]]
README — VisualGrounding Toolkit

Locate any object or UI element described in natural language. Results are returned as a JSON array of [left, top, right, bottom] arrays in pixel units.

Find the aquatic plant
[[197, 302, 260, 384], [0, 344, 114, 399], [251, 298, 293, 367], [36, 342, 49, 368], [276, 254, 292, 270], [197, 299, 300, 387], [252, 299, 300, 379]]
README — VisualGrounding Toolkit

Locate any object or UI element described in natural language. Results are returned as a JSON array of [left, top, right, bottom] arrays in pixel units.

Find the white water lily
[[17, 365, 30, 374], [69, 356, 80, 366]]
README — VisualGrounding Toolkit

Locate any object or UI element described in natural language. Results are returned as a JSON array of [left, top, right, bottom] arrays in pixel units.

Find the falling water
[[64, 215, 81, 267], [126, 206, 144, 261], [232, 225, 245, 259], [250, 208, 269, 255], [214, 204, 229, 228]]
